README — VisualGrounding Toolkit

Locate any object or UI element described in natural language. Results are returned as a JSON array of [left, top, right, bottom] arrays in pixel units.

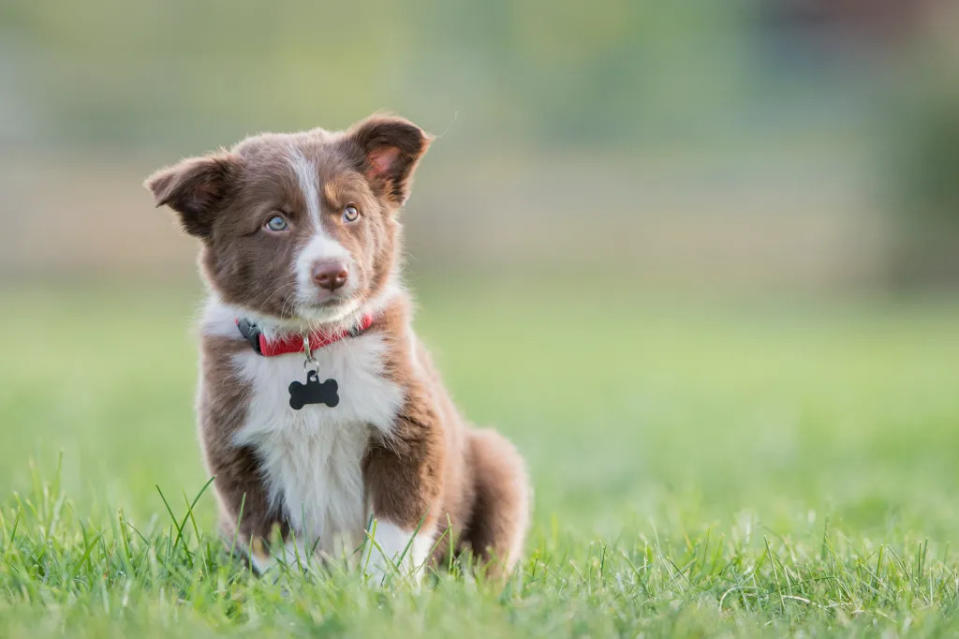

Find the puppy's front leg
[[363, 401, 444, 582]]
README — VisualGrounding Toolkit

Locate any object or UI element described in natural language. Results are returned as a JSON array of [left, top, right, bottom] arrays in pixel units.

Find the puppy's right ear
[[144, 152, 240, 237]]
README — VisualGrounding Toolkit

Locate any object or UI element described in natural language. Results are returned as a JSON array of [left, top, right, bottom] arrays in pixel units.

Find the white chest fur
[[228, 330, 404, 556]]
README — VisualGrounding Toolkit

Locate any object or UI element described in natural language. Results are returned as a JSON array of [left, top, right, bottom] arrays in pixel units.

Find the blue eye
[[343, 205, 360, 223], [265, 215, 288, 232]]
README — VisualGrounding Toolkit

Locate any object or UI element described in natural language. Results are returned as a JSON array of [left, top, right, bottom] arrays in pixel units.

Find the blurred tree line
[[0, 0, 955, 288], [881, 28, 959, 287], [0, 0, 762, 151]]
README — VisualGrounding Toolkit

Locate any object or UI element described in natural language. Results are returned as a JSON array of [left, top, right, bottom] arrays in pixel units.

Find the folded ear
[[144, 152, 240, 237], [345, 115, 432, 207]]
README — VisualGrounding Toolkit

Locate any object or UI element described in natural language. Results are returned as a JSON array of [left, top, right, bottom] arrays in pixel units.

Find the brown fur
[[146, 113, 530, 574], [198, 335, 288, 544]]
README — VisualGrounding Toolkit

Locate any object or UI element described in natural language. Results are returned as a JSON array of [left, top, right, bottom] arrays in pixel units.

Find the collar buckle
[[236, 318, 263, 355]]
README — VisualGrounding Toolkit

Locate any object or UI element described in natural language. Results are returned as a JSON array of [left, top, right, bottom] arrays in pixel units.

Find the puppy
[[145, 114, 530, 578]]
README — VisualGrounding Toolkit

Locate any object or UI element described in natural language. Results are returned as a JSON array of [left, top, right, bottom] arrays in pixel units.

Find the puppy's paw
[[362, 521, 433, 585], [249, 539, 315, 574]]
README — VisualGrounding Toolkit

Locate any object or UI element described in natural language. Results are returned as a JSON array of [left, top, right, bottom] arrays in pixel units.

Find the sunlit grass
[[1, 278, 959, 637]]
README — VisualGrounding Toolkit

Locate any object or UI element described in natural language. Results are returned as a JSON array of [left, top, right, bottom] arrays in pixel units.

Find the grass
[[1, 276, 959, 637]]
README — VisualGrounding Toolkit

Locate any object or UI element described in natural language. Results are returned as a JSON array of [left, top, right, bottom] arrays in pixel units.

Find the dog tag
[[288, 370, 340, 410]]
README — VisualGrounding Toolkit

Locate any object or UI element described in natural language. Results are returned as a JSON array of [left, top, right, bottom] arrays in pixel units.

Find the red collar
[[236, 314, 374, 357]]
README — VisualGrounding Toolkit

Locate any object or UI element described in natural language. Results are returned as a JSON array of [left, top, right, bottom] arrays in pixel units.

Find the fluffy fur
[[146, 113, 530, 579]]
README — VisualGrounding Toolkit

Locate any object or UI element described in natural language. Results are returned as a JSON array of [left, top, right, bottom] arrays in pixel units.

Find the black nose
[[311, 260, 348, 291]]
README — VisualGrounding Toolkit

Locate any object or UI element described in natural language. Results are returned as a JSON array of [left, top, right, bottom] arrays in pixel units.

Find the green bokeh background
[[1, 2, 958, 636]]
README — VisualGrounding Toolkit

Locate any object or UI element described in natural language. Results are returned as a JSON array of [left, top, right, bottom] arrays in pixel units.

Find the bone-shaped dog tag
[[288, 370, 340, 410]]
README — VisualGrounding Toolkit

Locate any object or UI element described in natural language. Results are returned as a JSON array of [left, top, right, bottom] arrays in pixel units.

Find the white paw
[[249, 539, 314, 574], [362, 520, 434, 584]]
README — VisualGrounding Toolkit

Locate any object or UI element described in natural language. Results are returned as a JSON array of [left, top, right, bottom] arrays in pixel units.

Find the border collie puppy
[[145, 114, 529, 579]]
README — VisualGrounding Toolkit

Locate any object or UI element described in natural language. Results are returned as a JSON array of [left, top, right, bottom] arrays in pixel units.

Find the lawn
[[1, 277, 958, 637]]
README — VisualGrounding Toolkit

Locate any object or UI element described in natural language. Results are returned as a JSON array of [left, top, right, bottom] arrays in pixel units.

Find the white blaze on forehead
[[288, 146, 322, 227], [287, 144, 355, 311]]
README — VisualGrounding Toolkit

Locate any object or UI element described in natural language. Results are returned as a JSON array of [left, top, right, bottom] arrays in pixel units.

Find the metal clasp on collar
[[302, 334, 318, 369]]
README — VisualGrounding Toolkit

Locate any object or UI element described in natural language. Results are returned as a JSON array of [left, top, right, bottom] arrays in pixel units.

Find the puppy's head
[[145, 114, 431, 326]]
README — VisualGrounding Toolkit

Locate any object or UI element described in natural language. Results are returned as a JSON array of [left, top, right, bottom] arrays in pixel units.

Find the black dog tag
[[288, 371, 340, 410]]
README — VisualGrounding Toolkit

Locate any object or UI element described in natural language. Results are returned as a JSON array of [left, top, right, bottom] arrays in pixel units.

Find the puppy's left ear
[[345, 115, 432, 207]]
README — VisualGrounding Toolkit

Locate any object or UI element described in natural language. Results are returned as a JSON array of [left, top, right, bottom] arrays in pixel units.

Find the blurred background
[[2, 0, 957, 288], [1, 1, 957, 540]]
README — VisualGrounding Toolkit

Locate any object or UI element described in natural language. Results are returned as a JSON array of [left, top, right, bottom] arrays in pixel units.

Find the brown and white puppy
[[145, 114, 529, 579]]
